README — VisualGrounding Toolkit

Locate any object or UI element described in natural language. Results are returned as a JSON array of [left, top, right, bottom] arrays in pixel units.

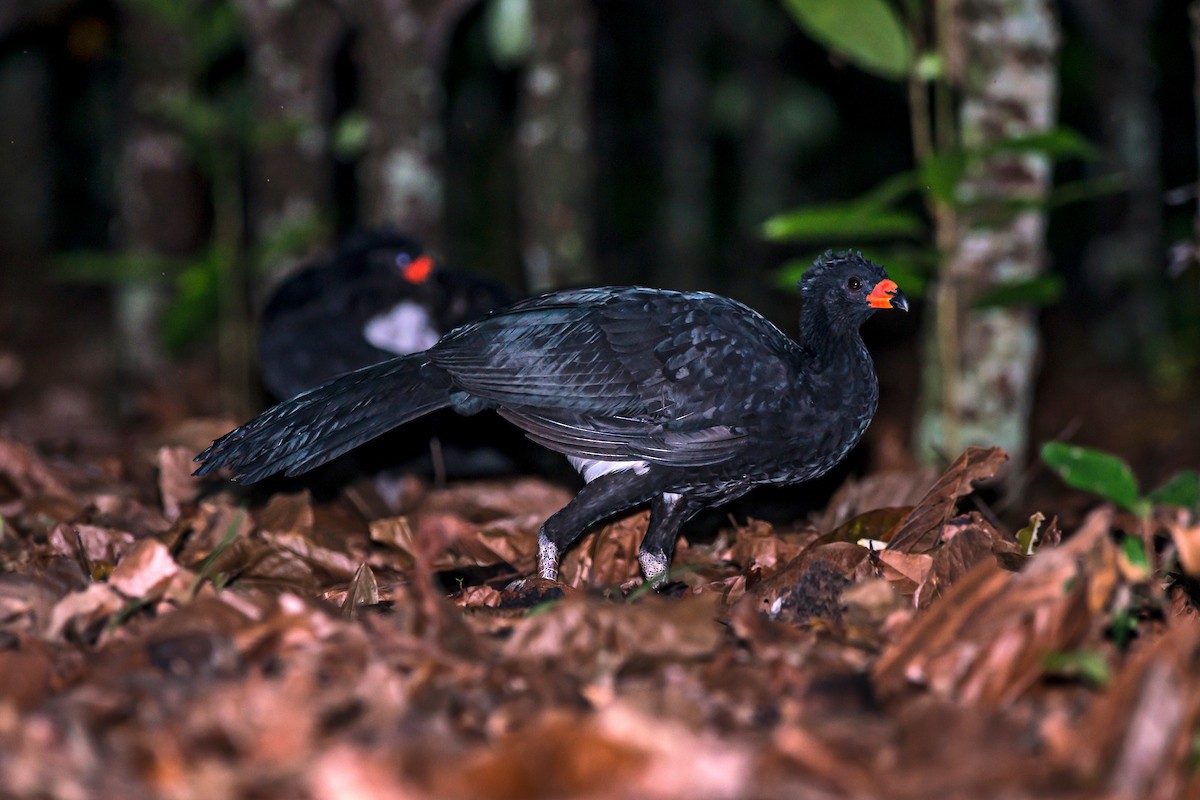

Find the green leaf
[[763, 174, 924, 242], [161, 249, 224, 353], [1047, 174, 1126, 210], [782, 0, 910, 80], [972, 274, 1064, 309], [1147, 470, 1200, 510], [914, 51, 942, 81], [856, 171, 923, 209], [1042, 649, 1110, 686], [332, 110, 371, 161], [52, 251, 184, 284], [984, 127, 1098, 161], [763, 207, 923, 242], [1041, 442, 1146, 516], [920, 150, 967, 205], [1121, 534, 1150, 572]]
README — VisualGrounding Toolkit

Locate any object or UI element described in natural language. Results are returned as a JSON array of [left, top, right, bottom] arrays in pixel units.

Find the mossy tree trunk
[[357, 0, 475, 251], [915, 0, 1060, 479], [237, 0, 343, 283], [114, 3, 207, 401], [515, 0, 595, 290]]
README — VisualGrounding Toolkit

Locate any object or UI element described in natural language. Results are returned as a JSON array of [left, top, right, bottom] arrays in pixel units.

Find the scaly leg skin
[[538, 533, 559, 581], [536, 470, 660, 583], [638, 549, 671, 588], [638, 492, 704, 589]]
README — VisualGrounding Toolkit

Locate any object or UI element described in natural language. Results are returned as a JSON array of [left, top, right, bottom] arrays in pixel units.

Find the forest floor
[[0, 291, 1198, 799]]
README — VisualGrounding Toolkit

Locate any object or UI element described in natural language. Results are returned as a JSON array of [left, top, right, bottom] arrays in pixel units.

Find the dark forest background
[[0, 0, 1198, 502]]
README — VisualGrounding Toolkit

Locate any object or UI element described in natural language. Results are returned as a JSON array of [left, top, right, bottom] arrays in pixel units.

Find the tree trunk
[[515, 0, 595, 290], [113, 4, 207, 393], [0, 51, 51, 346], [236, 0, 344, 283], [915, 0, 1060, 478], [655, 1, 711, 290], [1065, 0, 1165, 362], [356, 0, 473, 250]]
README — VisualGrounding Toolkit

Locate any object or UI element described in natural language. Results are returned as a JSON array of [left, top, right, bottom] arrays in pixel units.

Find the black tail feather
[[194, 355, 453, 483]]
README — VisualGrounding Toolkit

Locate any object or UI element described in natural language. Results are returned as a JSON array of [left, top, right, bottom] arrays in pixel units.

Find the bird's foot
[[638, 549, 670, 589], [537, 533, 559, 581]]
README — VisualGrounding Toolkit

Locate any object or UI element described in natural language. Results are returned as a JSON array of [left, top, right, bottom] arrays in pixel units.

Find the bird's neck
[[799, 307, 869, 373], [797, 307, 879, 433]]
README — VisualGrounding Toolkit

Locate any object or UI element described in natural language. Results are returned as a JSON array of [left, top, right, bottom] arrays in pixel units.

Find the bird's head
[[352, 231, 438, 285], [798, 251, 908, 331]]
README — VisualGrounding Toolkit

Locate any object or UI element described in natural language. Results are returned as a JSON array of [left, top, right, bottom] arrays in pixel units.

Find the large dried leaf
[[260, 530, 362, 581], [254, 491, 315, 536], [418, 478, 573, 522], [1168, 520, 1200, 577], [157, 445, 205, 522], [888, 446, 1009, 553], [0, 437, 83, 521], [558, 511, 647, 587], [502, 593, 723, 665], [816, 466, 940, 531], [873, 507, 1118, 706], [726, 518, 815, 575], [0, 643, 55, 711], [1064, 616, 1200, 799], [108, 538, 180, 598]]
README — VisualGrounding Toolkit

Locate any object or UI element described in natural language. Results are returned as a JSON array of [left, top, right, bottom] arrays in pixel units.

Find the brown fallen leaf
[[156, 445, 205, 522], [0, 437, 76, 501], [877, 549, 934, 601], [873, 507, 1118, 707], [417, 478, 573, 522], [108, 538, 180, 598], [173, 501, 255, 569], [46, 523, 137, 571], [254, 491, 315, 537], [502, 592, 723, 666], [928, 516, 999, 599], [0, 640, 55, 712], [806, 506, 913, 552], [46, 583, 125, 641], [1168, 519, 1200, 577], [86, 493, 171, 536], [343, 563, 380, 618], [726, 518, 815, 575], [888, 446, 1008, 554], [816, 466, 941, 531], [261, 530, 363, 582], [558, 511, 647, 588], [1065, 614, 1200, 800]]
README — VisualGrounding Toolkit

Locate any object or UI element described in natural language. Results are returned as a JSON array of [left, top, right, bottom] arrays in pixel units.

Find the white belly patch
[[364, 301, 441, 355], [567, 456, 650, 483]]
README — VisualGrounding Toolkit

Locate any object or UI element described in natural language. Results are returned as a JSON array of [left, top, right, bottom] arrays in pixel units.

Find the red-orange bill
[[867, 279, 901, 309]]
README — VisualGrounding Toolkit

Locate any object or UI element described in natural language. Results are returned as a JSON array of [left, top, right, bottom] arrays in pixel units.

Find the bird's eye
[[847, 277, 863, 292]]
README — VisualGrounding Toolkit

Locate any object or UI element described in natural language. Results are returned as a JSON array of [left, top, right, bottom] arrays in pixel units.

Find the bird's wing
[[431, 287, 800, 466]]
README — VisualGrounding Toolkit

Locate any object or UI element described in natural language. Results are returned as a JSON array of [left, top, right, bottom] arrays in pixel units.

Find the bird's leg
[[538, 471, 657, 581], [638, 492, 704, 588]]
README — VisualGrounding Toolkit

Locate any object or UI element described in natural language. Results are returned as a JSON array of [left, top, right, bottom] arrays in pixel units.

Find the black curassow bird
[[195, 251, 907, 586], [259, 230, 512, 399]]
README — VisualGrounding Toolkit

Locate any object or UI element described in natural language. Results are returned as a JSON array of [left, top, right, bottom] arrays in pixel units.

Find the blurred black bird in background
[[259, 230, 512, 399], [257, 230, 518, 483], [199, 251, 907, 586]]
